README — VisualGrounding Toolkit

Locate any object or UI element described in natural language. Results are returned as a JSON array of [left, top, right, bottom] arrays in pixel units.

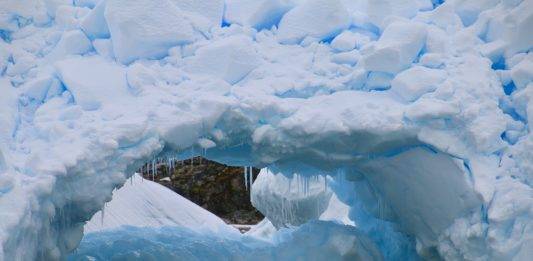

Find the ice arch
[[1, 0, 531, 260], [1, 105, 483, 260]]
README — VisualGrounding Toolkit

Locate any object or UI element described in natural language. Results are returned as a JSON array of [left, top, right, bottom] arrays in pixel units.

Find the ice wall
[[0, 0, 531, 260]]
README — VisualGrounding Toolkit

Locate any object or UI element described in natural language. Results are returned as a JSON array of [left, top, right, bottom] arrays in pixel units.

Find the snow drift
[[0, 0, 532, 260], [83, 173, 237, 234]]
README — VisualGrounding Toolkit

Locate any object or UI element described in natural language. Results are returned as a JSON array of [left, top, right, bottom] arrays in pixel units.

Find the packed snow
[[0, 0, 532, 260]]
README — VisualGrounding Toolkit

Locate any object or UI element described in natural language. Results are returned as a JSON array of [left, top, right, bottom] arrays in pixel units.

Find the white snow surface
[[84, 173, 238, 234], [0, 0, 532, 260]]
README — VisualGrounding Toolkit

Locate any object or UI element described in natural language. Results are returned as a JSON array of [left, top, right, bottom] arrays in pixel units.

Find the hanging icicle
[[152, 159, 156, 181], [248, 166, 253, 190], [244, 166, 248, 191], [101, 204, 106, 226]]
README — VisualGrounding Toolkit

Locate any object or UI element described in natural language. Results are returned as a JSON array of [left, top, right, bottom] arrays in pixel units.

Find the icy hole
[[137, 156, 264, 227], [31, 143, 483, 261]]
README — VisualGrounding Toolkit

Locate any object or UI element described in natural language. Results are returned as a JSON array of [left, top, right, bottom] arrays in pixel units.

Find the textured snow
[[169, 0, 224, 26], [0, 0, 532, 260], [224, 0, 294, 30], [276, 0, 351, 44], [104, 0, 197, 64]]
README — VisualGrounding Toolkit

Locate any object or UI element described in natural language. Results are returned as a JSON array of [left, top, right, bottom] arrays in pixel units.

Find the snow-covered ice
[[0, 0, 532, 260]]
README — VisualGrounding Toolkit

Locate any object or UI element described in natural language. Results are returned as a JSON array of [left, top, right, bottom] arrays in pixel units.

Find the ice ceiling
[[0, 0, 532, 260]]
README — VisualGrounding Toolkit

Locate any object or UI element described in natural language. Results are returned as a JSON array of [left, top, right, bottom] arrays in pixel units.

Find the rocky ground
[[140, 156, 263, 225]]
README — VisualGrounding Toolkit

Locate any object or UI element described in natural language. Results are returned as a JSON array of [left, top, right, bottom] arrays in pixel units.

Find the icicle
[[152, 159, 156, 181], [248, 166, 253, 190], [169, 157, 173, 175], [101, 205, 105, 226], [244, 166, 248, 190], [191, 147, 194, 166], [167, 158, 171, 174]]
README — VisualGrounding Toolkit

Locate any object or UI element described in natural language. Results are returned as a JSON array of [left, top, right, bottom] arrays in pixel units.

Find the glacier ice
[[0, 0, 532, 260]]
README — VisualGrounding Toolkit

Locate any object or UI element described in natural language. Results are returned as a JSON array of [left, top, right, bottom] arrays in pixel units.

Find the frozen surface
[[0, 0, 532, 260], [84, 173, 237, 234], [70, 221, 383, 261]]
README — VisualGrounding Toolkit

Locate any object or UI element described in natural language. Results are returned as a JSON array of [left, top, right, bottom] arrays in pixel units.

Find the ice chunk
[[330, 50, 360, 65], [74, 0, 98, 8], [405, 98, 460, 121], [454, 0, 500, 27], [80, 0, 110, 39], [184, 35, 260, 84], [23, 76, 53, 102], [224, 0, 294, 30], [54, 5, 87, 30], [363, 20, 427, 74], [251, 169, 332, 228], [125, 63, 156, 95], [365, 71, 393, 91], [167, 0, 224, 26], [55, 56, 130, 110], [277, 0, 350, 44], [92, 38, 114, 59], [330, 31, 358, 52], [367, 0, 420, 29], [44, 30, 92, 62], [511, 54, 533, 90], [104, 0, 196, 64], [43, 0, 71, 18], [391, 66, 447, 102]]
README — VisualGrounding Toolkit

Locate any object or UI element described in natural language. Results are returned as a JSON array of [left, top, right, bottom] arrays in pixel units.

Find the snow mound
[[84, 173, 237, 234]]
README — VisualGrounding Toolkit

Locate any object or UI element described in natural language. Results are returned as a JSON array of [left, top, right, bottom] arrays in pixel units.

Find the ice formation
[[0, 0, 532, 260]]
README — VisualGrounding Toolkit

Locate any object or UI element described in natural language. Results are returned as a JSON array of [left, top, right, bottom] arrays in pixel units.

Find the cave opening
[[137, 156, 264, 231]]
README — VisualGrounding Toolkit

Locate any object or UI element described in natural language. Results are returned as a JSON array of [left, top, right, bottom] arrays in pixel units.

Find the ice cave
[[0, 0, 532, 260]]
